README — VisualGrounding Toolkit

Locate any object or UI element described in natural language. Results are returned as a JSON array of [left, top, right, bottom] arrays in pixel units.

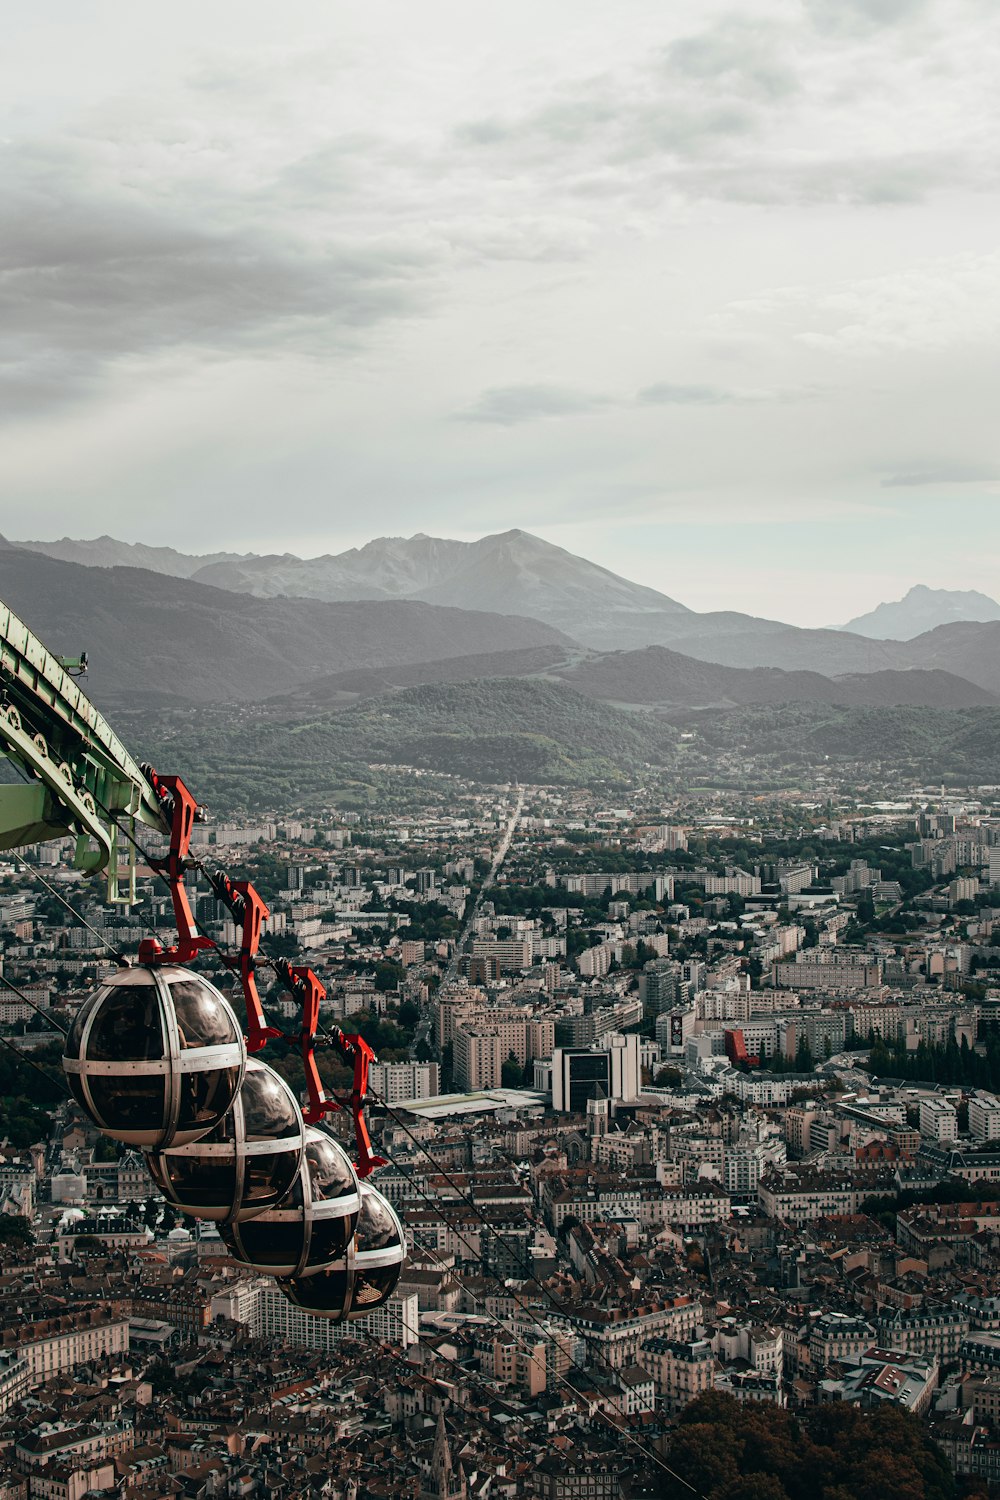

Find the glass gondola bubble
[[145, 1058, 305, 1224], [62, 966, 246, 1151], [345, 1181, 406, 1317], [278, 1181, 406, 1321], [219, 1123, 360, 1277]]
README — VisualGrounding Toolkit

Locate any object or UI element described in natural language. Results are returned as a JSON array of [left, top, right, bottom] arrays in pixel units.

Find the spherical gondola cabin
[[63, 967, 246, 1151], [220, 1123, 360, 1277], [145, 1058, 305, 1224], [278, 1180, 406, 1321]]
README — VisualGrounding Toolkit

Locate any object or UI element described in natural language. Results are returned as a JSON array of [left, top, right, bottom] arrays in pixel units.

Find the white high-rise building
[[369, 1061, 440, 1105], [918, 1097, 958, 1143], [453, 1029, 504, 1091], [969, 1093, 1000, 1143], [210, 1278, 418, 1349]]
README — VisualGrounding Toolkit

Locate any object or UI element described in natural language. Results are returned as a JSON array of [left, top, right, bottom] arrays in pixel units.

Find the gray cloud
[[638, 382, 745, 406], [0, 140, 434, 416], [455, 385, 611, 425], [882, 463, 1000, 487], [442, 5, 1000, 223], [666, 149, 970, 207], [804, 0, 929, 33], [664, 22, 799, 100], [458, 379, 812, 425], [457, 92, 760, 166]]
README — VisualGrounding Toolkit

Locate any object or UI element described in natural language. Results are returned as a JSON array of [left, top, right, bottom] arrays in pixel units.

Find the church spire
[[423, 1411, 465, 1500]]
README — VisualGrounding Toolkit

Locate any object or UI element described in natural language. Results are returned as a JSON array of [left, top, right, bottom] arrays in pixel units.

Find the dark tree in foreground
[[657, 1393, 954, 1500], [0, 1213, 32, 1245]]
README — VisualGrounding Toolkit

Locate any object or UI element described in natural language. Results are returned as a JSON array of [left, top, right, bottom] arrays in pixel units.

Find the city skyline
[[1, 0, 997, 627]]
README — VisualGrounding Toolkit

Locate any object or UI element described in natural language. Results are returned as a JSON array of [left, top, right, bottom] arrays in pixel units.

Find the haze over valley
[[6, 529, 1000, 806]]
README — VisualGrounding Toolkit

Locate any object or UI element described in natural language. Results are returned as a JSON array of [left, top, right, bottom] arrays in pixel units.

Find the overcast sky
[[2, 0, 997, 624]]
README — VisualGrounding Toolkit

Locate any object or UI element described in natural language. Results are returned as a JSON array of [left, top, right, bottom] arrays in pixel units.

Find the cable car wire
[[375, 1091, 584, 1291], [374, 1101, 704, 1485], [375, 1135, 704, 1497], [403, 1229, 679, 1463], [7, 850, 129, 967], [407, 1226, 702, 1493], [4, 729, 699, 1491], [0, 972, 68, 1034], [0, 1030, 71, 1095]]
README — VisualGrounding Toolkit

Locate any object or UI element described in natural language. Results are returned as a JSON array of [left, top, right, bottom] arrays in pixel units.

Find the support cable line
[[0, 1029, 71, 1095], [374, 1135, 704, 1498], [375, 1090, 602, 1303], [8, 850, 129, 967], [0, 972, 69, 1034], [374, 1095, 702, 1479]]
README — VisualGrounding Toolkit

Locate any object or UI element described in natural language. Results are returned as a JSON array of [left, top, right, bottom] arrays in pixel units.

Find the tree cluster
[[658, 1392, 954, 1500], [0, 1040, 64, 1148], [868, 1032, 1000, 1092]]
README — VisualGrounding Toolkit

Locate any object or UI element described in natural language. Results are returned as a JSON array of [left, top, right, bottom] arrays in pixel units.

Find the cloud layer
[[0, 0, 997, 623]]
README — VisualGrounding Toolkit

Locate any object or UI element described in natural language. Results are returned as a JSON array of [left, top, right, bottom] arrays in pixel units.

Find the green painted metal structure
[[0, 598, 168, 900]]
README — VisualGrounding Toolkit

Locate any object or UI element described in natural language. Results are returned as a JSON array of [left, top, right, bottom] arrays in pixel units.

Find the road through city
[[410, 785, 524, 1062]]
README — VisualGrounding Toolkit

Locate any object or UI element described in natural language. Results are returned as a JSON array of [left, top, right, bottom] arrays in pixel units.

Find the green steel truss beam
[[0, 598, 169, 901]]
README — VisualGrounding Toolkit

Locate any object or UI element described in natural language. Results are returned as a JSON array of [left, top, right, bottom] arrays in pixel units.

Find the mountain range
[[840, 584, 1000, 640], [276, 643, 998, 713], [0, 545, 570, 704], [15, 528, 1000, 665], [19, 529, 692, 651], [2, 539, 999, 712], [6, 530, 1000, 796]]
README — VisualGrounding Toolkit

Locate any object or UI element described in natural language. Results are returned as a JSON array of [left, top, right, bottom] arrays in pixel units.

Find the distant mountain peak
[[841, 584, 1000, 640]]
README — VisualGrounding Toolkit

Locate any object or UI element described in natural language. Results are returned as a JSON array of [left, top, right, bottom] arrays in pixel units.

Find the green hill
[[117, 678, 676, 811]]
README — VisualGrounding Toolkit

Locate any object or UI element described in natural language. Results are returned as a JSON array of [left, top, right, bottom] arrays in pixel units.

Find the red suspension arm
[[139, 768, 385, 1178], [273, 959, 386, 1179], [209, 873, 281, 1054], [138, 770, 214, 967]]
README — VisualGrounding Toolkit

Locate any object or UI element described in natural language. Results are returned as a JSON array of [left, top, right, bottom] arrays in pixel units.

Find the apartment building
[[640, 1337, 714, 1412], [212, 1279, 418, 1350], [16, 1314, 129, 1387], [876, 1305, 970, 1362], [470, 938, 533, 973], [758, 1172, 860, 1225], [493, 1330, 546, 1396], [640, 1185, 731, 1231], [970, 1093, 1000, 1144], [0, 1351, 29, 1415], [453, 1030, 504, 1091], [807, 1313, 876, 1372], [15, 1423, 132, 1471], [577, 942, 616, 979], [543, 1179, 643, 1231], [369, 1061, 441, 1105], [435, 987, 488, 1047], [565, 1298, 703, 1370], [776, 955, 883, 990], [919, 1097, 959, 1143]]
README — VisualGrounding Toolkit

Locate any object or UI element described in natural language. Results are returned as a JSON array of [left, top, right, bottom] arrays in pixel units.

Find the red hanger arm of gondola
[[208, 872, 283, 1054], [139, 766, 384, 1178], [271, 957, 387, 1179], [138, 769, 215, 966]]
